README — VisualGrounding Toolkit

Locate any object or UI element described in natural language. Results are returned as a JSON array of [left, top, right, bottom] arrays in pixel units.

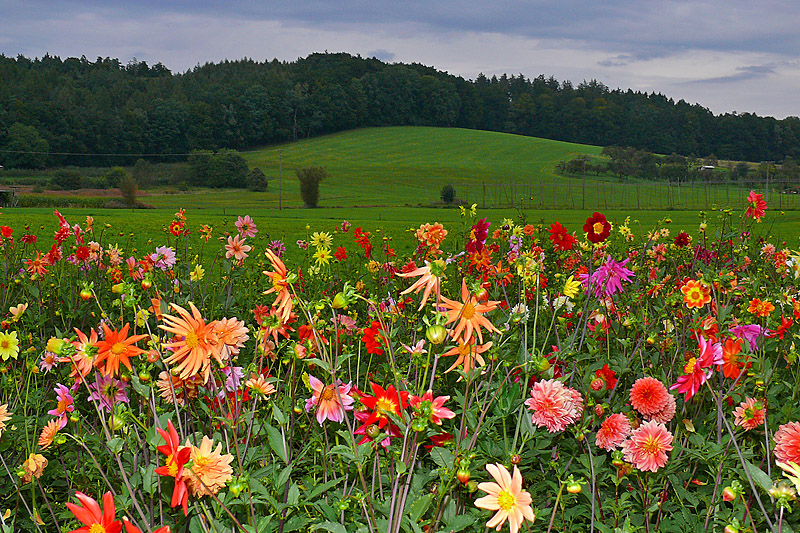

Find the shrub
[[296, 166, 327, 207], [246, 168, 268, 191], [187, 149, 249, 188], [104, 167, 128, 189], [440, 184, 456, 204], [50, 169, 82, 190], [119, 171, 138, 206]]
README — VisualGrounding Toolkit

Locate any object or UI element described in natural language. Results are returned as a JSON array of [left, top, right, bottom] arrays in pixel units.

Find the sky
[[2, 0, 799, 118]]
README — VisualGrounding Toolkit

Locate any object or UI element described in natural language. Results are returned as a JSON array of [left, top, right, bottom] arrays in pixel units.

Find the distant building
[[0, 187, 20, 207]]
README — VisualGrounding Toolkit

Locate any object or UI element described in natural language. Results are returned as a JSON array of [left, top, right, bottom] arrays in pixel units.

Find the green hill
[[242, 126, 601, 207]]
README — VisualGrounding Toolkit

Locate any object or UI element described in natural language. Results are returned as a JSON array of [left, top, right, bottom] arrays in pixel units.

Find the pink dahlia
[[235, 215, 258, 238], [670, 336, 722, 400], [774, 422, 800, 465], [524, 379, 584, 433], [733, 397, 766, 431], [596, 413, 631, 451], [629, 377, 669, 416], [305, 375, 354, 424], [621, 420, 674, 473]]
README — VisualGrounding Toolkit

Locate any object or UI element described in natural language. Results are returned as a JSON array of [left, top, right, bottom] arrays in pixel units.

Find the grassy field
[[239, 126, 800, 211], [2, 206, 798, 265], [2, 127, 798, 252], [240, 126, 603, 208]]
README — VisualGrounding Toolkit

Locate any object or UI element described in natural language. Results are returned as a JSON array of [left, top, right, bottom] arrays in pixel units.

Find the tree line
[[1, 52, 799, 169], [558, 147, 800, 190]]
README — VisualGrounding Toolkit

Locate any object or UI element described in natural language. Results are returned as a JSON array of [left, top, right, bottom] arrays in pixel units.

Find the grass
[[2, 207, 798, 267], [240, 126, 602, 208], [1, 127, 799, 252]]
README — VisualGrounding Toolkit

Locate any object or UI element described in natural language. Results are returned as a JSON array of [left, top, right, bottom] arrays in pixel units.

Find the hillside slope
[[242, 126, 600, 206]]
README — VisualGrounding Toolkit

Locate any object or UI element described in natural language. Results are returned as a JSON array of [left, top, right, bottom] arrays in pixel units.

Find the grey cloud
[[368, 49, 395, 62], [692, 64, 777, 84]]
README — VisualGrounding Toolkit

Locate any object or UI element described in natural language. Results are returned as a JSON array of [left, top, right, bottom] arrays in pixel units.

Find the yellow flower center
[[195, 455, 210, 468], [184, 331, 199, 349], [593, 222, 605, 234], [642, 435, 662, 454], [497, 489, 516, 511], [89, 524, 107, 533], [165, 453, 179, 477], [458, 342, 474, 357], [0, 340, 8, 349], [461, 302, 476, 320], [57, 399, 67, 412], [375, 398, 396, 417], [320, 388, 336, 402], [687, 288, 702, 301], [111, 342, 126, 355], [684, 357, 697, 374]]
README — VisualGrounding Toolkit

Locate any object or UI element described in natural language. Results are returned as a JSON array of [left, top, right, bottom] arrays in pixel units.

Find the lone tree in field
[[117, 169, 138, 206], [297, 166, 327, 207], [440, 184, 456, 204]]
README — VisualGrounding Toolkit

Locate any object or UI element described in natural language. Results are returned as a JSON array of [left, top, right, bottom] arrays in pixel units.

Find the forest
[[2, 51, 800, 168]]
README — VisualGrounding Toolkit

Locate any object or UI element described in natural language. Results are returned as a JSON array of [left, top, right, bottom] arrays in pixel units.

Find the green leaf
[[407, 493, 433, 522], [266, 424, 289, 464], [430, 447, 454, 470], [107, 437, 123, 454], [668, 475, 698, 507], [304, 358, 331, 372], [312, 521, 348, 533], [744, 459, 775, 493], [442, 514, 473, 533], [276, 465, 293, 489], [287, 482, 300, 506], [308, 478, 341, 500], [272, 403, 287, 425]]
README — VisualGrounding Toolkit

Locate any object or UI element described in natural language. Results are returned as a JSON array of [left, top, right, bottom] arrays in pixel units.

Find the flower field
[[0, 192, 799, 533]]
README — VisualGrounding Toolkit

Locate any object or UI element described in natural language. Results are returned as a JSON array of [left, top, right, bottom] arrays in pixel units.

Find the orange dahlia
[[398, 260, 445, 311], [748, 298, 775, 317], [93, 323, 148, 377], [596, 413, 631, 451], [159, 302, 222, 382], [681, 279, 711, 309], [0, 403, 10, 438], [38, 418, 62, 450], [441, 279, 500, 344], [442, 337, 492, 375], [185, 436, 234, 497], [263, 249, 293, 323], [629, 377, 670, 417], [59, 327, 98, 385]]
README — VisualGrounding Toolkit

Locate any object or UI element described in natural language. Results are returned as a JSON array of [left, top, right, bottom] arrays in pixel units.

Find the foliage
[[440, 183, 456, 204], [50, 169, 83, 190], [0, 123, 49, 169], [118, 170, 138, 206], [187, 149, 250, 188], [296, 166, 327, 207], [246, 167, 268, 191]]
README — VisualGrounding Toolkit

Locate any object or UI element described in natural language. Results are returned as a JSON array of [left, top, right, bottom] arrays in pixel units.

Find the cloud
[[368, 49, 395, 62], [692, 64, 777, 84]]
